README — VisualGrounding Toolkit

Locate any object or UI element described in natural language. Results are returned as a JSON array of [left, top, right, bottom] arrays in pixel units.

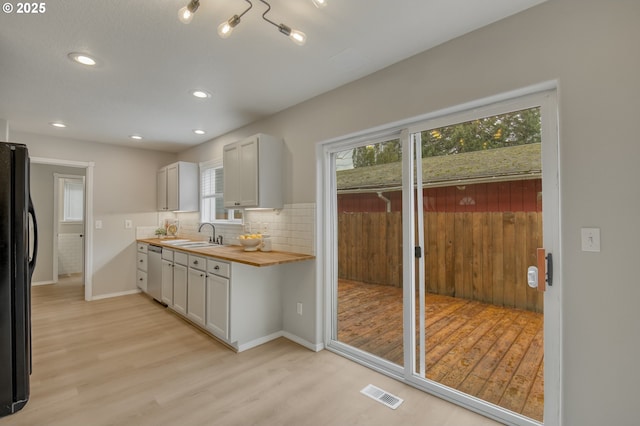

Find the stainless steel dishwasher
[[147, 245, 163, 303]]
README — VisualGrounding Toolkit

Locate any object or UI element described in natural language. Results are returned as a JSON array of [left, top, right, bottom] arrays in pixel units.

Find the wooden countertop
[[137, 238, 315, 267]]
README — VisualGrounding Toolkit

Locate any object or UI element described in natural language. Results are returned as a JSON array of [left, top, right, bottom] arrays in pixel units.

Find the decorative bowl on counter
[[238, 234, 262, 251]]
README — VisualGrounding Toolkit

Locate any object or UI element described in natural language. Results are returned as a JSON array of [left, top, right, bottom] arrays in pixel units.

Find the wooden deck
[[338, 279, 544, 422]]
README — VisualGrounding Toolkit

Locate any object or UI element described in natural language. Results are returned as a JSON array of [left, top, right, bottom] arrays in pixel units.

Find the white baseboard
[[234, 331, 325, 353], [32, 280, 56, 286], [282, 331, 324, 352], [235, 331, 284, 352], [90, 289, 141, 301]]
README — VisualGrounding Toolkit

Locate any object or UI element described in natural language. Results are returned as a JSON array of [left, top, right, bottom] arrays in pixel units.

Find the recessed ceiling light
[[193, 129, 206, 135], [190, 89, 211, 99], [130, 135, 143, 140], [68, 52, 97, 66], [50, 122, 67, 128]]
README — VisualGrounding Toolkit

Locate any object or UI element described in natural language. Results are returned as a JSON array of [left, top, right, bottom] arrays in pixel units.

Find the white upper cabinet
[[223, 134, 283, 209], [157, 161, 198, 212]]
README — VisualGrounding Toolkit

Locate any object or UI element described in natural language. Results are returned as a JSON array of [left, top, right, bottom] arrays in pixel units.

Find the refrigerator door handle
[[28, 195, 38, 277]]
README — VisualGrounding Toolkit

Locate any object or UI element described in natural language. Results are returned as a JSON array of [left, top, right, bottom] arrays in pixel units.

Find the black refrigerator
[[0, 142, 38, 418]]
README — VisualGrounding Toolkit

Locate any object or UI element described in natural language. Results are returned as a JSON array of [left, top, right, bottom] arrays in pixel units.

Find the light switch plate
[[125, 219, 132, 229], [581, 227, 600, 252], [95, 220, 103, 230]]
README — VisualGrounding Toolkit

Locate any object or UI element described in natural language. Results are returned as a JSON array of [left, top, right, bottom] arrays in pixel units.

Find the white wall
[[14, 131, 177, 297], [179, 1, 640, 424]]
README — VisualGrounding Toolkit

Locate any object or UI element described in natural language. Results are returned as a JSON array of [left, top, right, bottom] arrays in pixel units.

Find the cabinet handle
[[139, 278, 143, 281], [200, 273, 204, 277], [214, 265, 220, 270], [193, 260, 199, 265], [139, 259, 144, 263]]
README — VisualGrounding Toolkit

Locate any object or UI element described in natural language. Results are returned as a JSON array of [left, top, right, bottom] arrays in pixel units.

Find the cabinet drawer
[[137, 243, 148, 254], [174, 251, 188, 265], [136, 269, 147, 292], [207, 259, 230, 278], [188, 254, 206, 271], [162, 249, 174, 261], [137, 252, 148, 272]]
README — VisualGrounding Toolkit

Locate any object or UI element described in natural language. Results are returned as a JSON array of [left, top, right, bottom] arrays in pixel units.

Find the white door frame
[[318, 82, 561, 426], [32, 157, 95, 302]]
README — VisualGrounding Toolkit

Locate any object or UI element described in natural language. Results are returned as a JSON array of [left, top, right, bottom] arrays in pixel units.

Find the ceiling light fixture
[[130, 135, 143, 140], [178, 0, 200, 24], [68, 52, 97, 66], [190, 89, 211, 99], [217, 0, 252, 39], [193, 129, 206, 135], [312, 0, 327, 9], [258, 0, 306, 46], [50, 122, 67, 128], [180, 0, 318, 46]]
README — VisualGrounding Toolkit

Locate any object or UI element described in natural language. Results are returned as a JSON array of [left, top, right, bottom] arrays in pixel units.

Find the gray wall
[[178, 1, 640, 424], [30, 164, 85, 283], [15, 132, 177, 296]]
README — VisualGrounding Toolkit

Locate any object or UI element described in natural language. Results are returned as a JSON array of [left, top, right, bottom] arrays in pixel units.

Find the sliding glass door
[[324, 90, 559, 426], [331, 135, 405, 369]]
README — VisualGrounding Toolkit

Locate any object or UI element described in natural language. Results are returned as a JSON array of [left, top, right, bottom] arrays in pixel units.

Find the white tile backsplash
[[244, 203, 316, 255], [135, 203, 316, 255]]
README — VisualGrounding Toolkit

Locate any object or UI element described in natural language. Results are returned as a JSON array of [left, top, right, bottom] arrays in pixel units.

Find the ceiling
[[0, 0, 546, 153]]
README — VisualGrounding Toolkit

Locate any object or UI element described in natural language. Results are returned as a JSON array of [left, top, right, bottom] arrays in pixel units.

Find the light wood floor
[[0, 278, 501, 426], [338, 279, 544, 422]]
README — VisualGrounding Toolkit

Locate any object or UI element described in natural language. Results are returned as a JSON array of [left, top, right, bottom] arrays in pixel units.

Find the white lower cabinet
[[206, 259, 230, 341], [187, 267, 206, 326], [161, 260, 173, 306], [136, 244, 148, 293], [153, 247, 287, 352], [172, 263, 188, 316], [161, 249, 174, 306]]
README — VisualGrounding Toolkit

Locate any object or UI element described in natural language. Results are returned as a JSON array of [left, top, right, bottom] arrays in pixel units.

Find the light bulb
[[218, 15, 240, 39], [218, 21, 234, 38], [312, 0, 327, 8], [178, 6, 194, 24], [289, 29, 307, 46], [178, 0, 199, 24]]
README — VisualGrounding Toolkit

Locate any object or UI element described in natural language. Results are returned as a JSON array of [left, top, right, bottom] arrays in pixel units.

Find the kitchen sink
[[177, 242, 219, 248]]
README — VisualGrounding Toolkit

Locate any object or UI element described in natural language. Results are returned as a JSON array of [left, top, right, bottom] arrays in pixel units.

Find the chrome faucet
[[198, 222, 216, 243]]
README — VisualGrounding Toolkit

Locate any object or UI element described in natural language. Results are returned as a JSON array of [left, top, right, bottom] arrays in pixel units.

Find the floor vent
[[360, 384, 404, 409]]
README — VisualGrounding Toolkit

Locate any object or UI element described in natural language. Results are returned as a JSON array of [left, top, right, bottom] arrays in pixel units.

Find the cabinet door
[[206, 274, 230, 340], [238, 137, 259, 206], [166, 163, 179, 211], [187, 268, 206, 326], [223, 144, 241, 208], [137, 252, 148, 272], [157, 168, 167, 211], [173, 263, 188, 316], [136, 269, 147, 292], [161, 260, 173, 306]]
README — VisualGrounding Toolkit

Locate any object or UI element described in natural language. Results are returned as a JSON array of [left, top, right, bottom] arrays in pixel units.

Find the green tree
[[421, 108, 541, 157], [352, 139, 401, 168], [352, 107, 541, 167]]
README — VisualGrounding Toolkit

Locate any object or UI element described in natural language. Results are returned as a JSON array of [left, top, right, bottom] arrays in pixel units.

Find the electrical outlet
[[95, 220, 103, 229], [296, 302, 303, 316]]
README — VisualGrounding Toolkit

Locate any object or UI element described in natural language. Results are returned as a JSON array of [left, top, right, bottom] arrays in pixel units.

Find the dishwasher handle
[[149, 245, 162, 253]]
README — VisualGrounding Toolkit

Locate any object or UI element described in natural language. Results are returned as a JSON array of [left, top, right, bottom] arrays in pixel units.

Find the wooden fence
[[338, 211, 543, 313]]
